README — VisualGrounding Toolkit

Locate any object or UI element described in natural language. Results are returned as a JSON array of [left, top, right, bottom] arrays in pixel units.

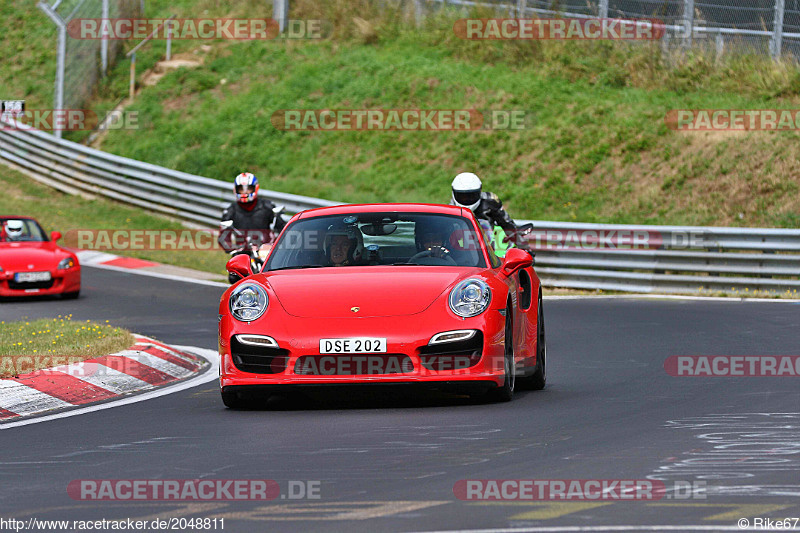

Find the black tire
[[228, 272, 242, 284], [488, 304, 515, 402], [520, 293, 546, 390], [62, 290, 80, 300]]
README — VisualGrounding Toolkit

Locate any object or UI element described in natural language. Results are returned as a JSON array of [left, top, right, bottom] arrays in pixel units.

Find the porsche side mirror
[[501, 247, 532, 276], [226, 254, 253, 279], [51, 231, 62, 241]]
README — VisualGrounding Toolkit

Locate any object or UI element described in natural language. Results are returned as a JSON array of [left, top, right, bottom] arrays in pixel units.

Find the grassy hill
[[3, 0, 800, 230]]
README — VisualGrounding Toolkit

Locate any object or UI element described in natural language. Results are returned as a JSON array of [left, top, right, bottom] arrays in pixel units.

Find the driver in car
[[323, 224, 364, 267], [2, 220, 26, 241], [420, 229, 450, 260], [413, 220, 457, 265]]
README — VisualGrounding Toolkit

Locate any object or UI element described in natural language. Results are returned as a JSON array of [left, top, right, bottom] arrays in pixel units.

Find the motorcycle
[[220, 206, 286, 284], [479, 220, 534, 259]]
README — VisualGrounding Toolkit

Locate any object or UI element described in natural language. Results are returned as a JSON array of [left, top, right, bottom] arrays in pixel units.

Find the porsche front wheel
[[489, 305, 515, 402]]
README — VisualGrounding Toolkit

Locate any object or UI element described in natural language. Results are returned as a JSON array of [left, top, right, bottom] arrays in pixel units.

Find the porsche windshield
[[0, 218, 47, 242], [266, 212, 487, 270]]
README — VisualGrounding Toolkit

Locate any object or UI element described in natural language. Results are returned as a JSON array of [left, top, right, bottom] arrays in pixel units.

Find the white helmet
[[4, 220, 24, 239], [451, 172, 482, 211], [323, 222, 364, 264]]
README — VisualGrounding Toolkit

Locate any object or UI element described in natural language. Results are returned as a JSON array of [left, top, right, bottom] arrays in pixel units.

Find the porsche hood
[[263, 268, 471, 318]]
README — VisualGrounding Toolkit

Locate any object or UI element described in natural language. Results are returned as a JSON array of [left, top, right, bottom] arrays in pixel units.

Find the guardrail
[[1, 121, 798, 295], [0, 119, 337, 227], [514, 221, 800, 294]]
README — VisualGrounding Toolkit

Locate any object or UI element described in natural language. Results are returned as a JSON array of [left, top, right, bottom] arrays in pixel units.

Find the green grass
[[91, 2, 799, 228], [0, 164, 228, 274], [1, 0, 59, 112], [0, 316, 134, 377]]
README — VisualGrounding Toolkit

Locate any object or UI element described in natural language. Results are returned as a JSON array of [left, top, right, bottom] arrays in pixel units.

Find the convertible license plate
[[14, 271, 51, 283], [319, 338, 387, 354]]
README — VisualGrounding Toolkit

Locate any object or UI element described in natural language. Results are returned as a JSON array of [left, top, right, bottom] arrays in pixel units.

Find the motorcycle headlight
[[57, 257, 75, 270], [449, 279, 491, 318], [229, 283, 268, 322]]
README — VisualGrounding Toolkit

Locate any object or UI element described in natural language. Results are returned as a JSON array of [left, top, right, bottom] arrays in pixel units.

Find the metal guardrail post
[[599, 0, 608, 19], [101, 0, 109, 75], [273, 0, 289, 33], [37, 2, 67, 139], [516, 0, 526, 17], [682, 0, 694, 48], [414, 0, 424, 26], [771, 0, 785, 59], [129, 53, 136, 100], [125, 16, 176, 102]]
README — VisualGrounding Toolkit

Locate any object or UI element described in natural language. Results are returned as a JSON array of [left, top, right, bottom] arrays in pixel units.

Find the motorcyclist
[[450, 172, 516, 234], [450, 172, 533, 253], [219, 172, 286, 253]]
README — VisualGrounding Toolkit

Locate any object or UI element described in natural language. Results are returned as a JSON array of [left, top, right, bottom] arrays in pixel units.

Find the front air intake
[[230, 336, 289, 374]]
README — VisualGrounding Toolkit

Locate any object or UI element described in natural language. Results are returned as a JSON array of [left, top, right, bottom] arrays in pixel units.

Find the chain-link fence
[[419, 0, 800, 59], [38, 0, 142, 137]]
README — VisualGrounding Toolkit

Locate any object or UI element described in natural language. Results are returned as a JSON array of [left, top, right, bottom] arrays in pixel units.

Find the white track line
[[84, 262, 228, 288], [0, 346, 218, 430]]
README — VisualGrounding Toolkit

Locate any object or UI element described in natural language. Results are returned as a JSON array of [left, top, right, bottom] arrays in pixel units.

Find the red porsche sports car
[[218, 203, 545, 407], [0, 216, 81, 299]]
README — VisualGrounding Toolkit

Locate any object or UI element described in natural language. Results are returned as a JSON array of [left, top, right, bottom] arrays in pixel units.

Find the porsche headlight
[[229, 283, 268, 322], [57, 257, 75, 270], [449, 279, 491, 318]]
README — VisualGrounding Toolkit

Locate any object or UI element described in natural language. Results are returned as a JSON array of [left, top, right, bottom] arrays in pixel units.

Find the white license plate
[[15, 271, 51, 282], [319, 338, 387, 354]]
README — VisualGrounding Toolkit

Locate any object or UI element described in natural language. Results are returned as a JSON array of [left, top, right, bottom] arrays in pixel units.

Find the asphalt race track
[[1, 265, 799, 532]]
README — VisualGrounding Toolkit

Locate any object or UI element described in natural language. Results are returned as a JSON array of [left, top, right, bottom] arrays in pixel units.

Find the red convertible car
[[218, 204, 545, 407], [0, 217, 80, 299]]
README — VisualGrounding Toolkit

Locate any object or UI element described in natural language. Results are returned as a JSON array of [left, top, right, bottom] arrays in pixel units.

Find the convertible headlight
[[57, 257, 75, 270], [229, 283, 268, 322], [449, 279, 491, 318]]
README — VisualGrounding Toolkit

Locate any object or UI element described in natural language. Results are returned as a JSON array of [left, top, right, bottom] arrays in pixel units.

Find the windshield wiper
[[267, 265, 326, 271]]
